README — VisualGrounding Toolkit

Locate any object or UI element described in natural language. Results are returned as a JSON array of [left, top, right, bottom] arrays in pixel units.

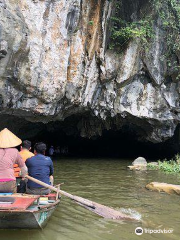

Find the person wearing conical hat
[[0, 128, 27, 193]]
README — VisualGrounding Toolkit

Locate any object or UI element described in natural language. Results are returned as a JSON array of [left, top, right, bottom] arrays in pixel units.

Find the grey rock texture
[[132, 157, 147, 166], [0, 0, 179, 142]]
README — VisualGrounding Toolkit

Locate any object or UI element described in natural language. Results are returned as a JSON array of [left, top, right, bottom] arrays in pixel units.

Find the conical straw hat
[[0, 128, 22, 148]]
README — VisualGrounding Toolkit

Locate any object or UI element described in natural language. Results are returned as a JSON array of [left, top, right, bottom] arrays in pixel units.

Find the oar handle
[[26, 175, 72, 197], [25, 175, 94, 208]]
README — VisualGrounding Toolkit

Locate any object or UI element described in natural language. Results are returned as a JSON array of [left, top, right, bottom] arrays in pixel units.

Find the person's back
[[19, 149, 34, 162], [26, 142, 53, 195], [0, 148, 24, 180], [26, 154, 53, 187], [0, 128, 27, 193], [14, 140, 34, 178]]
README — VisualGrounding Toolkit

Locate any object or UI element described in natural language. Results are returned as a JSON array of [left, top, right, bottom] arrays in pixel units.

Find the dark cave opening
[[31, 127, 178, 160], [0, 114, 179, 160]]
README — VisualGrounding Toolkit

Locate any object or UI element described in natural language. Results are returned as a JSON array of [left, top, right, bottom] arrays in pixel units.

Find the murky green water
[[0, 158, 180, 240]]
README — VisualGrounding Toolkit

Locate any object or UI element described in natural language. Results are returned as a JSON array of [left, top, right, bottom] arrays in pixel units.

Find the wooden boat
[[0, 193, 60, 229]]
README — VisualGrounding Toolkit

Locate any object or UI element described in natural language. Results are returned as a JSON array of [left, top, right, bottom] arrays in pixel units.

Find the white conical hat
[[0, 128, 22, 148]]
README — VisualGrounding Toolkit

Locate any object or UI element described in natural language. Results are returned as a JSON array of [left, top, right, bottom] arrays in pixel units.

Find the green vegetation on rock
[[88, 20, 94, 26], [109, 0, 180, 55], [109, 16, 154, 50], [154, 0, 180, 80], [153, 0, 180, 54], [148, 154, 180, 173]]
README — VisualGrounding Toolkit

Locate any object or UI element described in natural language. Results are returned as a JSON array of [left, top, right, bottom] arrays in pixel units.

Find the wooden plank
[[0, 193, 13, 196], [12, 194, 40, 198], [0, 194, 40, 199], [0, 196, 39, 210]]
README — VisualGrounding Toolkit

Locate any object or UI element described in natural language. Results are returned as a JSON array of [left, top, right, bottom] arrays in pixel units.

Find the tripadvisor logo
[[135, 227, 173, 235], [135, 227, 143, 235]]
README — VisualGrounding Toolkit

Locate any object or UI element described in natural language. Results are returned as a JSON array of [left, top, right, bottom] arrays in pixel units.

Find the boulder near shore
[[128, 157, 147, 171], [146, 182, 180, 195]]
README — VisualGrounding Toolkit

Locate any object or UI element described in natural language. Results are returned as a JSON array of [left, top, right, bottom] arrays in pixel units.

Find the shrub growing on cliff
[[154, 0, 180, 54], [109, 0, 180, 54], [108, 0, 154, 51], [88, 20, 94, 26], [109, 17, 154, 50]]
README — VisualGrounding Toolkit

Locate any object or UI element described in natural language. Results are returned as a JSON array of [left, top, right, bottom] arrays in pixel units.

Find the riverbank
[[148, 154, 180, 173]]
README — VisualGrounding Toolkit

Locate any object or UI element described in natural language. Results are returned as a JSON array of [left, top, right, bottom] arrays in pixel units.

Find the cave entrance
[[29, 126, 176, 160], [0, 114, 178, 159]]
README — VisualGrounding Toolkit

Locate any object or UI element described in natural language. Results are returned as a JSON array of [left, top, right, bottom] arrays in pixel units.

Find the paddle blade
[[73, 199, 137, 220]]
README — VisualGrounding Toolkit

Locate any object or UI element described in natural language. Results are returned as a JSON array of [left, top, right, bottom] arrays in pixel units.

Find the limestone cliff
[[0, 0, 179, 143]]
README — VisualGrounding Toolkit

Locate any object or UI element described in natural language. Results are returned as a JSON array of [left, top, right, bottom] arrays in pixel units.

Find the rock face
[[0, 0, 179, 142]]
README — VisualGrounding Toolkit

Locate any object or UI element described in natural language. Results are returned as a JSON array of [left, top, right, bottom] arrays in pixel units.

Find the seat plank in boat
[[0, 196, 39, 210]]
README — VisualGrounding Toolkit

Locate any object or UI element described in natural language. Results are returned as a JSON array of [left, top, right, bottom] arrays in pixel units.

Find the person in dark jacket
[[26, 142, 54, 195]]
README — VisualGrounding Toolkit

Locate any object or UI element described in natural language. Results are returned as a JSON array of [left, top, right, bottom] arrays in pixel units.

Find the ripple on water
[[1, 158, 180, 240]]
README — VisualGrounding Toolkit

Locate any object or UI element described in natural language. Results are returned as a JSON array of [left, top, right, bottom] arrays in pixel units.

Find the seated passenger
[[26, 142, 54, 195], [19, 140, 35, 161], [14, 140, 34, 193], [49, 146, 54, 156], [14, 140, 34, 179], [0, 128, 27, 193]]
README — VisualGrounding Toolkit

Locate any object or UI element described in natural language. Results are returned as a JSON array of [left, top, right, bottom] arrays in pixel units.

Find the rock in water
[[128, 165, 147, 171], [146, 182, 180, 195], [132, 157, 147, 166], [127, 157, 147, 171]]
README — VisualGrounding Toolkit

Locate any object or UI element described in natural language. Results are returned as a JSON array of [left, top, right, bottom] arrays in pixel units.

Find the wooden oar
[[26, 175, 137, 220]]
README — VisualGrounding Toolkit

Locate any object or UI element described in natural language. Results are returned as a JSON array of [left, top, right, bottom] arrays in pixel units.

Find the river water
[[0, 158, 180, 240]]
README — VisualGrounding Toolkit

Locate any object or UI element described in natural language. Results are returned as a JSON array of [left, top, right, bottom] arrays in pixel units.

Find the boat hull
[[0, 206, 57, 229], [0, 193, 60, 229]]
